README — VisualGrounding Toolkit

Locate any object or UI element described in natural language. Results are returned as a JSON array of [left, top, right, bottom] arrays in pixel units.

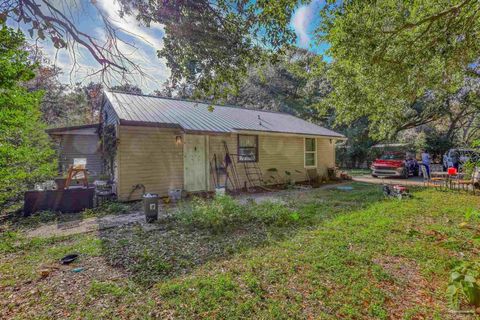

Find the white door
[[184, 135, 207, 191]]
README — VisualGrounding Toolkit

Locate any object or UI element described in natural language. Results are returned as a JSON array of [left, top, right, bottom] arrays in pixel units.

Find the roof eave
[[45, 123, 100, 135]]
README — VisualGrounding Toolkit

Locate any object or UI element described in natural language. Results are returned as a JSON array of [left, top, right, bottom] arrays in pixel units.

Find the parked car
[[443, 149, 480, 171], [370, 152, 419, 178]]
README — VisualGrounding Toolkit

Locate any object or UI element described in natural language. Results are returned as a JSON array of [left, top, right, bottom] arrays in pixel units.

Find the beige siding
[[208, 134, 337, 190], [208, 134, 237, 190], [317, 138, 335, 177], [116, 127, 338, 199], [117, 126, 183, 200], [257, 135, 306, 185]]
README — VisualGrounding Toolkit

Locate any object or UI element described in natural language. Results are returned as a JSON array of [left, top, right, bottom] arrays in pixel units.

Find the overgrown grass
[[176, 195, 300, 232], [98, 185, 386, 287], [83, 201, 131, 218], [89, 280, 131, 298], [153, 188, 480, 319], [3, 184, 480, 318]]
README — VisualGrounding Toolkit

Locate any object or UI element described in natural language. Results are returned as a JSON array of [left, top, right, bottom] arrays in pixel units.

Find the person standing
[[421, 150, 431, 178], [452, 150, 460, 170]]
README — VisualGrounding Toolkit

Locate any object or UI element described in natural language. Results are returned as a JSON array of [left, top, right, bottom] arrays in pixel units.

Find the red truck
[[370, 152, 419, 178]]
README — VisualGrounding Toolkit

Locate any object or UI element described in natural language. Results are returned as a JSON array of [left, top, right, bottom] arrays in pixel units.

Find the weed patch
[[176, 195, 303, 232]]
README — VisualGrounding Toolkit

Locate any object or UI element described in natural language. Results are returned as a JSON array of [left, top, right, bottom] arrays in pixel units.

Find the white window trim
[[304, 137, 317, 168]]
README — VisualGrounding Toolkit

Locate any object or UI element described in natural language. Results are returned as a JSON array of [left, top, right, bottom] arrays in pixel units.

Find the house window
[[304, 138, 317, 167], [238, 135, 258, 162]]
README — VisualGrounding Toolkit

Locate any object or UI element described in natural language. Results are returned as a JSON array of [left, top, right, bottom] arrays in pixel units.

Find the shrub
[[102, 201, 130, 215], [447, 260, 480, 309]]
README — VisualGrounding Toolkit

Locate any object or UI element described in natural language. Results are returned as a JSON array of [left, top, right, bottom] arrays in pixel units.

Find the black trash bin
[[143, 193, 159, 223]]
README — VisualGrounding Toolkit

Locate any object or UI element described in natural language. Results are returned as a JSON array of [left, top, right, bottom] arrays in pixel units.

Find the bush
[[0, 25, 56, 207], [176, 195, 300, 232], [447, 260, 480, 310]]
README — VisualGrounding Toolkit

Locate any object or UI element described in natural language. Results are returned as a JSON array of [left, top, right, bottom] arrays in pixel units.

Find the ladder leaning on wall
[[243, 161, 266, 190], [222, 141, 272, 192]]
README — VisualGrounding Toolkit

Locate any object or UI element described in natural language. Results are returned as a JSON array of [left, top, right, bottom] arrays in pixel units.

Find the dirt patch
[[25, 211, 146, 238], [353, 175, 426, 187], [373, 256, 457, 319], [0, 256, 129, 319]]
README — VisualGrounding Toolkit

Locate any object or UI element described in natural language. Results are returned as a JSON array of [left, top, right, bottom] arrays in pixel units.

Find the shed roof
[[46, 123, 100, 136], [105, 91, 344, 138]]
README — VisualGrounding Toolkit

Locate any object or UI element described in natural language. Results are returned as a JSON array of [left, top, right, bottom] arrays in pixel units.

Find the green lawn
[[1, 183, 479, 319]]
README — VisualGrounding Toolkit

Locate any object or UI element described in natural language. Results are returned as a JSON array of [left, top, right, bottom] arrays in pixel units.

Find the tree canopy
[[320, 0, 480, 138], [111, 83, 143, 95], [3, 0, 480, 145], [0, 24, 56, 206], [3, 0, 298, 95], [225, 48, 330, 120]]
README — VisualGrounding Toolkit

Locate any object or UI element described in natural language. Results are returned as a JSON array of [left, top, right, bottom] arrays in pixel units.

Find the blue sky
[[10, 0, 325, 93], [291, 0, 328, 55]]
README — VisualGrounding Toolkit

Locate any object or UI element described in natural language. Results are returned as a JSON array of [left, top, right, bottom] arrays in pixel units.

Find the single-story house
[[46, 124, 103, 177], [101, 91, 346, 201]]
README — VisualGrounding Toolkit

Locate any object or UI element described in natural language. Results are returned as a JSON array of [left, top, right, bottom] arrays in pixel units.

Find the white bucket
[[215, 187, 226, 196]]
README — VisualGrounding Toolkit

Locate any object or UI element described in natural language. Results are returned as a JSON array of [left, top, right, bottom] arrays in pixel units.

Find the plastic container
[[143, 193, 159, 223], [215, 187, 226, 196], [168, 188, 182, 202], [447, 167, 458, 175]]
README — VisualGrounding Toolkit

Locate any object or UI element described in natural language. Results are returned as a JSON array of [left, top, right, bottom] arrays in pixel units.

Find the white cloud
[[291, 0, 322, 47], [30, 0, 169, 92], [92, 0, 170, 91], [96, 0, 164, 49]]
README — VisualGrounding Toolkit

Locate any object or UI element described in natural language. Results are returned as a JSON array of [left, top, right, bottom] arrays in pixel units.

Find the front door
[[184, 135, 207, 192]]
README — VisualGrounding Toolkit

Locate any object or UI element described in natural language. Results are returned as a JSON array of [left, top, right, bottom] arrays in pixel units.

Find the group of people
[[420, 149, 467, 178]]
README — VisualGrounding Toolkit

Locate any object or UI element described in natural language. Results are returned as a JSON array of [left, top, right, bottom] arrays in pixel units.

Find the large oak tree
[[319, 0, 480, 138]]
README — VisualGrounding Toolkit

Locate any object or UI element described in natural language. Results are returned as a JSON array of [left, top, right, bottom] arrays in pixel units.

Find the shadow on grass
[[97, 182, 386, 287], [1, 201, 137, 233]]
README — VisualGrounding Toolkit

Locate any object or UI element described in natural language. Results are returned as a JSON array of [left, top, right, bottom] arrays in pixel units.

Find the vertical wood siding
[[102, 100, 120, 126], [59, 135, 103, 176]]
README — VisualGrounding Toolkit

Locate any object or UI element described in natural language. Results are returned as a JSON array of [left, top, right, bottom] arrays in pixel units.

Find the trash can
[[143, 193, 159, 223]]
